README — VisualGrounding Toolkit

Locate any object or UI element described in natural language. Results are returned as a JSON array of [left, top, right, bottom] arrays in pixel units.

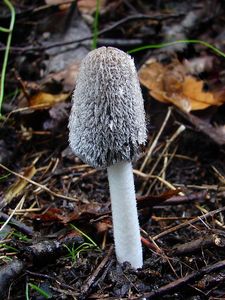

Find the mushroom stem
[[107, 161, 143, 269]]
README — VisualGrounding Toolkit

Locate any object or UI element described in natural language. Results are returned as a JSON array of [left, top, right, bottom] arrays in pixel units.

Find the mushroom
[[69, 47, 146, 269]]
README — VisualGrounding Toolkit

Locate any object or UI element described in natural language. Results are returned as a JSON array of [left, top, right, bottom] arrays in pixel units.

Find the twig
[[72, 169, 99, 184], [143, 259, 225, 299], [171, 234, 225, 256], [79, 246, 113, 300], [97, 38, 144, 47], [0, 13, 184, 53], [137, 190, 207, 208], [175, 183, 225, 191]]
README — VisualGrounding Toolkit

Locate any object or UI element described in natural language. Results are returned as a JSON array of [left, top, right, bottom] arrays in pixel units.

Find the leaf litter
[[139, 59, 225, 112], [1, 0, 225, 299]]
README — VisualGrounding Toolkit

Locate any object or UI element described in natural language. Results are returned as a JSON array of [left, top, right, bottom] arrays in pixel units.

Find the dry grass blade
[[140, 107, 172, 172], [3, 165, 36, 205], [0, 195, 25, 233], [134, 169, 178, 190], [140, 124, 186, 194], [152, 206, 225, 241], [0, 163, 78, 202]]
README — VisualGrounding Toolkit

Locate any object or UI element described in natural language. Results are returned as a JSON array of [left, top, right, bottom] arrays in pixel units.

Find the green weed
[[64, 224, 101, 264], [26, 282, 51, 300], [11, 230, 31, 242], [64, 242, 96, 264], [92, 0, 100, 49]]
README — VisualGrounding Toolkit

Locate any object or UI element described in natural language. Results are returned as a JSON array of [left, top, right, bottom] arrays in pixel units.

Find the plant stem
[[92, 0, 100, 49], [0, 0, 16, 116]]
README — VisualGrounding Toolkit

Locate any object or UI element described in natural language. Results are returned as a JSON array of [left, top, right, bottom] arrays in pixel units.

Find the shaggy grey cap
[[69, 47, 146, 168]]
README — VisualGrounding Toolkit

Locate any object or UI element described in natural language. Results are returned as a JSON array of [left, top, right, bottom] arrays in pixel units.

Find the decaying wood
[[196, 272, 225, 290], [0, 259, 25, 298], [20, 236, 84, 264], [0, 211, 33, 236], [0, 236, 84, 297]]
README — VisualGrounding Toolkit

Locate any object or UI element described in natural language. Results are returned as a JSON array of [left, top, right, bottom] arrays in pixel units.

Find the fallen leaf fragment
[[31, 207, 78, 222], [4, 165, 37, 204], [44, 61, 80, 91], [176, 109, 225, 145], [77, 0, 105, 14], [139, 60, 225, 112], [31, 202, 103, 224], [45, 0, 71, 10], [29, 92, 69, 109]]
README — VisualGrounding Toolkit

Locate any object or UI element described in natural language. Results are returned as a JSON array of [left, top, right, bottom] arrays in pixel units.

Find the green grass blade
[[128, 39, 225, 58], [0, 0, 16, 116], [70, 224, 98, 247], [28, 283, 51, 299], [92, 0, 100, 49], [0, 26, 11, 33], [25, 282, 29, 300]]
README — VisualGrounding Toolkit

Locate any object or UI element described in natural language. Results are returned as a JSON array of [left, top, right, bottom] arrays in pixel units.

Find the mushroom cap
[[69, 47, 146, 168]]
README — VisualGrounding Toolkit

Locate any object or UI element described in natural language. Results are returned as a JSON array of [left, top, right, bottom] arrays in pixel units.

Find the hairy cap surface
[[69, 47, 146, 168]]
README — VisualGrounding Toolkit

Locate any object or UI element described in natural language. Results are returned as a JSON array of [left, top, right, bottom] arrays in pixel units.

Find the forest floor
[[1, 1, 225, 299]]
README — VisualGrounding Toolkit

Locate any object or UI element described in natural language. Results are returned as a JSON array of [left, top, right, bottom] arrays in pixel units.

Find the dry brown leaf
[[29, 92, 69, 109], [77, 0, 105, 14], [4, 165, 37, 204], [45, 0, 71, 10], [44, 61, 80, 91], [31, 202, 102, 224], [139, 60, 225, 112], [182, 76, 216, 110]]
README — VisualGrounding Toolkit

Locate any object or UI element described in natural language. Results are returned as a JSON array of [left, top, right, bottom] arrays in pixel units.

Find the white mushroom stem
[[107, 161, 143, 269]]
